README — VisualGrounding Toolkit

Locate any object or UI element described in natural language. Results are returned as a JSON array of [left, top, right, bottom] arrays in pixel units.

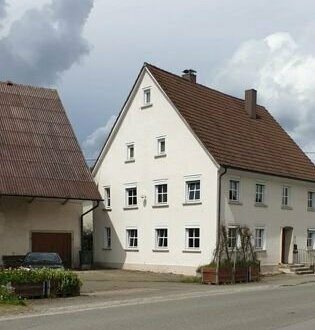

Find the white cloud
[[212, 32, 315, 160], [83, 115, 117, 161]]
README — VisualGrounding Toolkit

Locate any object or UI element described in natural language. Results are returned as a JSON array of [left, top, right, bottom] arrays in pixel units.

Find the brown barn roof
[[146, 63, 315, 182], [0, 81, 101, 200]]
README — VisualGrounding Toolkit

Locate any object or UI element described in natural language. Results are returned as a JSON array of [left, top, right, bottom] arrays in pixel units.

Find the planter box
[[12, 282, 45, 298], [234, 267, 248, 282], [201, 266, 233, 284], [248, 264, 260, 281]]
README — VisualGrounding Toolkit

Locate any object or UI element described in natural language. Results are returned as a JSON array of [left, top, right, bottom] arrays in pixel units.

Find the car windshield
[[24, 253, 62, 265]]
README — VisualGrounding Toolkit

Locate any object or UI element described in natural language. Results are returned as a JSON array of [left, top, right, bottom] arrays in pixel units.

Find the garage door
[[32, 232, 72, 268]]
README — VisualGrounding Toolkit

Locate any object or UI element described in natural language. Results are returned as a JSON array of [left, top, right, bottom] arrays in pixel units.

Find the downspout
[[80, 201, 100, 266], [216, 166, 227, 283]]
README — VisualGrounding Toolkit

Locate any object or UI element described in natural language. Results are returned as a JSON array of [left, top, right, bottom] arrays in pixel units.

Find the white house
[[93, 63, 315, 275]]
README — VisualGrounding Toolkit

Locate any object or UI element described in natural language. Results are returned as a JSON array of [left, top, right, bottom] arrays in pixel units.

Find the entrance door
[[32, 232, 72, 268], [281, 227, 293, 264]]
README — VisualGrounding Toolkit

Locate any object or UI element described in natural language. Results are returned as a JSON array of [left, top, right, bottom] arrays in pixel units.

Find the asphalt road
[[1, 282, 315, 330]]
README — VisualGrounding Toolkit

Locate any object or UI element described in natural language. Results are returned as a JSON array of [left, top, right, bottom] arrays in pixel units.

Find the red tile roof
[[146, 63, 315, 182], [0, 82, 101, 200]]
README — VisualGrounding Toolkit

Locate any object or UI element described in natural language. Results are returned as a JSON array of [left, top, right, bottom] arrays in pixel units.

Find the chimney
[[245, 89, 257, 119], [182, 69, 197, 83]]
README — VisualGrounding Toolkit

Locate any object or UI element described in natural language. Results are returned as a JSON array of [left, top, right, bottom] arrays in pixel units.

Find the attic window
[[141, 88, 153, 109]]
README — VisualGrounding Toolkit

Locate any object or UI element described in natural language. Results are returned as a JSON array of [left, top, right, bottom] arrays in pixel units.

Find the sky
[[1, 0, 315, 164]]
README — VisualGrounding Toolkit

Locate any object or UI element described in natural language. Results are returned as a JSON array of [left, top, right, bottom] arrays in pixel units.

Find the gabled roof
[[0, 81, 101, 200], [145, 63, 315, 182]]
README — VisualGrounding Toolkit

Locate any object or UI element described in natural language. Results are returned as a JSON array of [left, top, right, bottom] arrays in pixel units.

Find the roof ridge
[[144, 62, 263, 107], [0, 80, 57, 92]]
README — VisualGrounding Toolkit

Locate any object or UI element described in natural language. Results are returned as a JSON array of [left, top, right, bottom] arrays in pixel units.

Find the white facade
[[93, 67, 315, 275]]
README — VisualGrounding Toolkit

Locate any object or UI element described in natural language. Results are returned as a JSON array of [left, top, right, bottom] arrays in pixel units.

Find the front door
[[281, 227, 293, 264]]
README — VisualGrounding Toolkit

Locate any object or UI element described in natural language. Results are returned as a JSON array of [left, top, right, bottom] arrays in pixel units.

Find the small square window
[[186, 180, 201, 202], [104, 227, 111, 249], [126, 187, 137, 207], [185, 228, 200, 249], [155, 184, 168, 204], [144, 88, 151, 105], [255, 184, 265, 204], [104, 187, 111, 209], [308, 192, 314, 209], [254, 228, 265, 250], [229, 180, 240, 201], [127, 229, 138, 248], [282, 186, 290, 206], [126, 144, 135, 161], [157, 137, 166, 155], [155, 229, 168, 249]]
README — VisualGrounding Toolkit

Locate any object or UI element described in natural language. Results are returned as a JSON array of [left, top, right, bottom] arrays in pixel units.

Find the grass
[[0, 286, 26, 306], [179, 276, 202, 284]]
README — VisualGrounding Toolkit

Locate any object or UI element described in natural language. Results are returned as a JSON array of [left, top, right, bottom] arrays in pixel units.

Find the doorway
[[281, 227, 293, 264]]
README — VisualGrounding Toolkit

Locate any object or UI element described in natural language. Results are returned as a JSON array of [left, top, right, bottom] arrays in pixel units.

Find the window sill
[[123, 206, 138, 210], [102, 248, 112, 251], [154, 154, 167, 159], [182, 201, 202, 206], [182, 249, 201, 253], [254, 203, 268, 208], [152, 204, 169, 208], [307, 207, 315, 212], [228, 201, 243, 206], [281, 205, 293, 210], [124, 248, 139, 252], [140, 104, 153, 110], [255, 249, 266, 253], [152, 249, 169, 253], [102, 207, 112, 212], [125, 159, 135, 164]]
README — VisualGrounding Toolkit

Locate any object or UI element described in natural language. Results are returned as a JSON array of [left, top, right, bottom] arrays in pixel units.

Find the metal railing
[[294, 249, 315, 267]]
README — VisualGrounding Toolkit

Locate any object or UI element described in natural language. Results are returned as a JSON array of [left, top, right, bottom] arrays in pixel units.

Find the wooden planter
[[12, 282, 46, 298], [234, 267, 248, 282], [201, 266, 233, 284], [47, 281, 80, 297], [248, 264, 260, 281]]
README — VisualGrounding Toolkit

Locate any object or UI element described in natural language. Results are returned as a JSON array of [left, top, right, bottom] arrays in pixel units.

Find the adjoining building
[[0, 81, 101, 268], [93, 63, 315, 274]]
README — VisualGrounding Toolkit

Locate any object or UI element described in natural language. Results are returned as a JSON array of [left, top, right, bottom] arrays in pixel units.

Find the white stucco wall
[[93, 70, 219, 275], [0, 197, 82, 268], [221, 169, 315, 270]]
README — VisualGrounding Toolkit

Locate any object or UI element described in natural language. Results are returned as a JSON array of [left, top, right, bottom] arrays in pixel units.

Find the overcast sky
[[1, 0, 315, 163]]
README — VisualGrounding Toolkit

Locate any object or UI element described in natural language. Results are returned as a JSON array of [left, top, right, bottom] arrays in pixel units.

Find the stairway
[[289, 264, 314, 275]]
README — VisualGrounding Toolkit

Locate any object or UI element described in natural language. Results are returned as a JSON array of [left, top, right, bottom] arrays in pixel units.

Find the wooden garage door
[[32, 233, 72, 269]]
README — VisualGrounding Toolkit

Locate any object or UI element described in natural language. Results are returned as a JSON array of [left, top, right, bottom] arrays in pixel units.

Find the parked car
[[21, 252, 64, 270]]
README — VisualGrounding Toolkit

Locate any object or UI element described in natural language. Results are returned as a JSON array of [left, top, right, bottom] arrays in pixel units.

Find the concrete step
[[290, 266, 312, 272], [296, 269, 314, 275]]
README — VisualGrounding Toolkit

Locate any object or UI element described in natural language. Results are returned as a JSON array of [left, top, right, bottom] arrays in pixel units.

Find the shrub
[[0, 285, 25, 305]]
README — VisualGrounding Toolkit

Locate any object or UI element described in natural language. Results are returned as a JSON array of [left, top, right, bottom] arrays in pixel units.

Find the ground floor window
[[185, 228, 200, 249], [155, 228, 168, 249], [104, 227, 111, 249], [227, 226, 238, 249], [307, 229, 315, 249], [254, 228, 265, 250], [126, 229, 138, 248]]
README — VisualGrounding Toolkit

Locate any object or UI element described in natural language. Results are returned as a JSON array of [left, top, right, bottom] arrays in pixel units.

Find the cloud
[[0, 0, 94, 85], [0, 0, 6, 19], [83, 115, 117, 161], [212, 32, 315, 160]]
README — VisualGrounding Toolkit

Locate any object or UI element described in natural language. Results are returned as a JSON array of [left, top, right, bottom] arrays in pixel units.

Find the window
[[104, 227, 111, 249], [104, 187, 111, 209], [185, 228, 200, 249], [229, 180, 240, 201], [254, 228, 265, 250], [155, 228, 168, 249], [307, 229, 315, 249], [255, 184, 265, 204], [308, 192, 314, 209], [282, 186, 290, 206], [144, 88, 151, 105], [126, 229, 138, 248], [155, 184, 168, 204], [157, 137, 166, 155], [126, 187, 137, 207], [126, 143, 135, 161], [227, 227, 238, 249], [186, 180, 201, 202]]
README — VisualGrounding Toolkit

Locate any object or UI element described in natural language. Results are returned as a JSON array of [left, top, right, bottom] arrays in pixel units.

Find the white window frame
[[155, 183, 168, 205], [104, 186, 111, 209], [104, 226, 111, 249], [307, 229, 315, 250], [254, 227, 265, 250], [229, 180, 240, 202], [227, 226, 239, 249], [282, 186, 290, 207], [185, 179, 201, 203], [255, 184, 265, 204], [126, 143, 135, 161], [155, 228, 168, 249], [126, 228, 138, 249], [308, 191, 314, 209], [185, 227, 200, 250], [143, 88, 151, 105], [125, 186, 137, 207], [157, 136, 166, 156]]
